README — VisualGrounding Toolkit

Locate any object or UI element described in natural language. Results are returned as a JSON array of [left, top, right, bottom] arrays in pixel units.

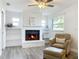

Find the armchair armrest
[[64, 39, 71, 55], [48, 38, 56, 46]]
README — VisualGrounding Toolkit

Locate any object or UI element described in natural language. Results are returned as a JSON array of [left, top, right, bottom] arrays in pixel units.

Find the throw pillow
[[56, 38, 65, 44]]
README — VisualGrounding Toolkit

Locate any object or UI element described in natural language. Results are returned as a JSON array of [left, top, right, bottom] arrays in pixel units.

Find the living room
[[0, 0, 78, 59]]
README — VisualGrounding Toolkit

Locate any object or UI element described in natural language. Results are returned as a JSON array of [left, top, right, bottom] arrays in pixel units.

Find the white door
[[0, 9, 2, 56], [1, 10, 6, 49]]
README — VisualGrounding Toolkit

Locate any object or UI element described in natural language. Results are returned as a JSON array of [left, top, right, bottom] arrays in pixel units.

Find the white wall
[[6, 11, 22, 47], [51, 3, 78, 53], [64, 4, 78, 53]]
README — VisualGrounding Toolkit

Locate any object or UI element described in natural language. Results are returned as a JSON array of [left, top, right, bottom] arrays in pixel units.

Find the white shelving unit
[[5, 11, 23, 47], [6, 27, 22, 30], [6, 27, 22, 46]]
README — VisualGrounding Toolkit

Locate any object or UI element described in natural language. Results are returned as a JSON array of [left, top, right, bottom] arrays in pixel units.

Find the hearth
[[22, 27, 45, 48], [25, 30, 40, 41]]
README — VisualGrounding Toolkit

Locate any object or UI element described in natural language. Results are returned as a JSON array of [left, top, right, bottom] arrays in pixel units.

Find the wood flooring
[[0, 46, 44, 59], [0, 46, 78, 59]]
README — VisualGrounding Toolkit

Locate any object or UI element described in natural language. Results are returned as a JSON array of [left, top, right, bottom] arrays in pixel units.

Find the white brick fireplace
[[22, 27, 45, 48]]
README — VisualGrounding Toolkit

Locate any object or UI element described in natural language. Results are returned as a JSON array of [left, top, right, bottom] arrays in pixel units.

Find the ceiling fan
[[28, 0, 54, 8]]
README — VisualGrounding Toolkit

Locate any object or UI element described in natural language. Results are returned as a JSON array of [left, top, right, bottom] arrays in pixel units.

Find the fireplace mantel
[[22, 27, 45, 48]]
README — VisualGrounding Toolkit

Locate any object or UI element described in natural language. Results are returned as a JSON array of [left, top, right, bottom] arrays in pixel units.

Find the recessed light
[[6, 2, 11, 6]]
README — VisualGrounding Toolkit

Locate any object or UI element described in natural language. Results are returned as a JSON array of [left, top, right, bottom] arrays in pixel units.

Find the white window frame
[[53, 16, 64, 31]]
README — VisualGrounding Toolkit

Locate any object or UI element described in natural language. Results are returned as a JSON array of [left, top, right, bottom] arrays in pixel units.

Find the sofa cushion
[[44, 47, 64, 57], [56, 38, 65, 44], [52, 43, 64, 49]]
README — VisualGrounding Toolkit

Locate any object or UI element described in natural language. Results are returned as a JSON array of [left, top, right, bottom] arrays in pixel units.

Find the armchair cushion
[[52, 43, 64, 49]]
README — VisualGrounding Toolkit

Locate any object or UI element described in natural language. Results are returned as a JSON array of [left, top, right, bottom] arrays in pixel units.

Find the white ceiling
[[2, 0, 77, 12]]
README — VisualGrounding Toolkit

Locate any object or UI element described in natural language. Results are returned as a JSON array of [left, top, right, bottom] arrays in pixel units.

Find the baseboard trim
[[71, 49, 78, 54], [0, 50, 2, 56]]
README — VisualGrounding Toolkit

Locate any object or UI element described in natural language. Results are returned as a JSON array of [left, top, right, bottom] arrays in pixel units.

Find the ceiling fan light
[[38, 5, 46, 8], [38, 2, 47, 8]]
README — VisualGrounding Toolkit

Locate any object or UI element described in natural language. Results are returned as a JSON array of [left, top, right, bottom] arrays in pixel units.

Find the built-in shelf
[[6, 27, 22, 30]]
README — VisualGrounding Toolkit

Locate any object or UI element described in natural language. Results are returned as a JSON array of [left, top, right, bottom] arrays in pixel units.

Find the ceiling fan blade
[[28, 4, 37, 6], [47, 5, 54, 7], [35, 0, 53, 3]]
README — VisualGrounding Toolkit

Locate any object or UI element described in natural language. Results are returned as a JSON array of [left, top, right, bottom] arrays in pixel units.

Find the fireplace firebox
[[25, 30, 40, 41]]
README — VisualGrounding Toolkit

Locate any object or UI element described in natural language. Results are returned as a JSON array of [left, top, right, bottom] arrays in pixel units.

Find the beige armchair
[[44, 33, 71, 59]]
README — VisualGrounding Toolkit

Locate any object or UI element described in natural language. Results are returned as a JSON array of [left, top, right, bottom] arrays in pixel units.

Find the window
[[53, 16, 64, 31], [12, 18, 19, 27]]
